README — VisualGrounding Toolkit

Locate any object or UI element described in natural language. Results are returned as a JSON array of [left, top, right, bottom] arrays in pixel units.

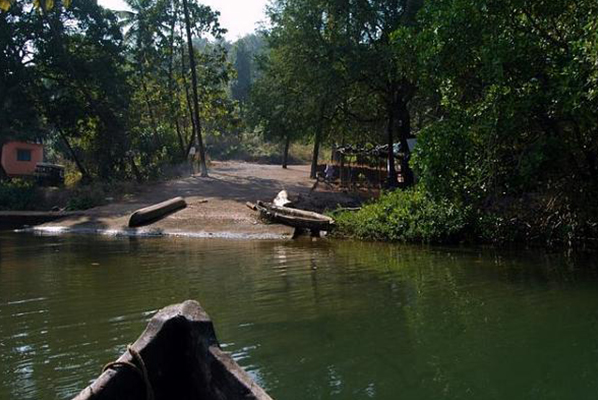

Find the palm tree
[[116, 0, 163, 140], [182, 0, 208, 176]]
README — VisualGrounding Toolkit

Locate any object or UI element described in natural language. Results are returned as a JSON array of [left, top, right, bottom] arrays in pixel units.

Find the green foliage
[[411, 116, 488, 204], [263, 0, 597, 245], [0, 1, 44, 139], [248, 0, 425, 178], [415, 0, 598, 201], [2, 0, 238, 183], [396, 0, 598, 246], [333, 187, 598, 246], [0, 180, 41, 211], [230, 40, 252, 103], [334, 188, 471, 243]]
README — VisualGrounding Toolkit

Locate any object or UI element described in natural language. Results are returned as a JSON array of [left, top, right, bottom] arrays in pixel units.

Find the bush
[[333, 187, 472, 243], [0, 179, 42, 211]]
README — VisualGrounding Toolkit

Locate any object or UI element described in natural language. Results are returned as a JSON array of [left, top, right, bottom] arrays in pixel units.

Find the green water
[[1, 233, 598, 400]]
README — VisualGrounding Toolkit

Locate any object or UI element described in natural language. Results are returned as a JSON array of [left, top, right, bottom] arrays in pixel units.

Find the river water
[[1, 233, 598, 400]]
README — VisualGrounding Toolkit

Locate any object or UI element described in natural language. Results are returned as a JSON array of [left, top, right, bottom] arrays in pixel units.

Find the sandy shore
[[28, 162, 357, 239]]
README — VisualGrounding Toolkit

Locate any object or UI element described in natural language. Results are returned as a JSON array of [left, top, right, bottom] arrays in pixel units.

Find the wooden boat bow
[[73, 300, 273, 400]]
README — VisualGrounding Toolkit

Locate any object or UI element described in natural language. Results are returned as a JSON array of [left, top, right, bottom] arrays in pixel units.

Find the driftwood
[[255, 201, 335, 236], [128, 197, 187, 228], [73, 300, 272, 400]]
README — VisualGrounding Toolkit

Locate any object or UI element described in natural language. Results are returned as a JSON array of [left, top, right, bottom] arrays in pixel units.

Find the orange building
[[1, 141, 44, 177]]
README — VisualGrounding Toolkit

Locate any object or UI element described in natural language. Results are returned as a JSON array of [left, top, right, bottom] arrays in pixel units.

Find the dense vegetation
[[255, 0, 598, 246], [0, 0, 268, 184], [2, 0, 597, 245]]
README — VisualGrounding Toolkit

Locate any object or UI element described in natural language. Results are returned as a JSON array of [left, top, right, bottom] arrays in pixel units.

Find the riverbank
[[15, 162, 363, 239], [332, 186, 598, 249]]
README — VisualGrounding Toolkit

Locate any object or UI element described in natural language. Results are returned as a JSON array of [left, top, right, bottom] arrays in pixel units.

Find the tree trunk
[[282, 134, 291, 169], [0, 141, 7, 181], [398, 101, 414, 187], [310, 124, 322, 179], [310, 135, 320, 179], [57, 127, 90, 182], [183, 0, 208, 177], [136, 35, 160, 143], [167, 10, 186, 160], [175, 119, 186, 157], [386, 106, 398, 188], [166, 10, 177, 91], [183, 78, 196, 153], [129, 155, 143, 183], [141, 74, 159, 141], [310, 103, 327, 179], [180, 46, 197, 154]]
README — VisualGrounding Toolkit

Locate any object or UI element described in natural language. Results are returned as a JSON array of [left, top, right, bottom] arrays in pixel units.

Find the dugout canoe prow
[[73, 300, 273, 400]]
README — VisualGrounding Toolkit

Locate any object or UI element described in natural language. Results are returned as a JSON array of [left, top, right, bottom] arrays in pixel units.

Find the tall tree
[[231, 40, 252, 104], [117, 0, 166, 143], [35, 0, 135, 180], [181, 0, 224, 177], [342, 0, 423, 187], [249, 50, 306, 169], [0, 1, 43, 179], [266, 0, 345, 179]]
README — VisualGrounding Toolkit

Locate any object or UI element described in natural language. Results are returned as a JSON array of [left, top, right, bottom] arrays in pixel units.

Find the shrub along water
[[0, 180, 41, 211], [333, 186, 598, 247], [333, 188, 472, 244]]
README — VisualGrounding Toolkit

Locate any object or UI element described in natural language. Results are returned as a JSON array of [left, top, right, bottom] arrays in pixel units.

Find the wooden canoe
[[73, 300, 272, 400], [255, 201, 335, 232], [128, 197, 187, 228]]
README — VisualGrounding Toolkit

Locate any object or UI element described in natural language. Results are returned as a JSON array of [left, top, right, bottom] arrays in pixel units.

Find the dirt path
[[32, 162, 336, 239]]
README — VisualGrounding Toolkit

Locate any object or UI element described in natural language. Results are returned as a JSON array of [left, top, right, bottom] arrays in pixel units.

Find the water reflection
[[1, 234, 598, 400]]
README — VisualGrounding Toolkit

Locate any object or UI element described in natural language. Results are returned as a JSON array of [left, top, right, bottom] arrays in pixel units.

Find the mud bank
[[6, 162, 363, 240]]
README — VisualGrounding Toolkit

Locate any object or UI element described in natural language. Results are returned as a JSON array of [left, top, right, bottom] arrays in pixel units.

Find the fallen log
[[73, 300, 272, 400], [128, 197, 187, 228]]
